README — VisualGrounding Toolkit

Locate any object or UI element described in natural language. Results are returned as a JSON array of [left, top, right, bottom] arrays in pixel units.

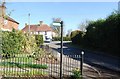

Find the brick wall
[[0, 18, 19, 31], [5, 20, 19, 30], [0, 6, 19, 31]]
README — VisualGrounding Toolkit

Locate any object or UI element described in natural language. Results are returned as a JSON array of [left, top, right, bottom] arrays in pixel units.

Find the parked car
[[45, 38, 51, 43]]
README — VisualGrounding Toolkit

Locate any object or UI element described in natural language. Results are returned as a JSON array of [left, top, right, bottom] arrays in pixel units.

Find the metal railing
[[0, 53, 83, 78]]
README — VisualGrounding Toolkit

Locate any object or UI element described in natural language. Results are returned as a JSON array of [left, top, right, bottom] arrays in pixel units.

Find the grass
[[5, 57, 35, 63], [0, 54, 48, 77], [2, 54, 35, 63], [0, 62, 48, 69], [0, 54, 48, 69]]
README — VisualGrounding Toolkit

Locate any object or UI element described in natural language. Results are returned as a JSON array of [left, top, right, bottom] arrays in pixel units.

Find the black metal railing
[[0, 45, 86, 79], [0, 53, 83, 78]]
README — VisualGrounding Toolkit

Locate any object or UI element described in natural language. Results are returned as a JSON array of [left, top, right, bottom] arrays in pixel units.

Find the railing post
[[80, 51, 84, 77]]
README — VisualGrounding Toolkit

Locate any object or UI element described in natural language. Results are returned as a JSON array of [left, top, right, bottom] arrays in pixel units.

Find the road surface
[[47, 41, 120, 78]]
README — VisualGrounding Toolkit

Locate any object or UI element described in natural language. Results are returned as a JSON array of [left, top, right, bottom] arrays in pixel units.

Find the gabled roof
[[22, 24, 52, 32], [5, 16, 19, 24], [0, 5, 19, 24]]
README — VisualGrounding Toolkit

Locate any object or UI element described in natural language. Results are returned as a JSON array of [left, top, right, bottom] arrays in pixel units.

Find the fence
[[0, 53, 82, 79]]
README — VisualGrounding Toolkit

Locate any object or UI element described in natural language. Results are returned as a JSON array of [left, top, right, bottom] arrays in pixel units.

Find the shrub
[[70, 30, 84, 44], [2, 29, 41, 56], [71, 68, 81, 79], [35, 35, 43, 46], [53, 37, 71, 41], [2, 30, 25, 56]]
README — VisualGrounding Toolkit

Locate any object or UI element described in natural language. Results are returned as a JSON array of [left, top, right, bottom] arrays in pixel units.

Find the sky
[[5, 2, 118, 34]]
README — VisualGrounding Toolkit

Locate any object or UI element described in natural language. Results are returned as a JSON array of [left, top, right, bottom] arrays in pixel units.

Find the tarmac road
[[47, 41, 120, 78]]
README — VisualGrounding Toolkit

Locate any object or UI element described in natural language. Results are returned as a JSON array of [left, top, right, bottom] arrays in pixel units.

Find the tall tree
[[66, 29, 72, 37], [78, 20, 90, 32]]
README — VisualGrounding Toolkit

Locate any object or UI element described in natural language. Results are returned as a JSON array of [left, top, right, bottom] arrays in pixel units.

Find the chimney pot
[[25, 23, 27, 26], [39, 21, 43, 26]]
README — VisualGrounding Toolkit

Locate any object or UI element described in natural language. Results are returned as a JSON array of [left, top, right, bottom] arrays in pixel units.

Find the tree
[[84, 11, 119, 55], [50, 18, 62, 37], [78, 20, 90, 32], [70, 30, 84, 44], [66, 29, 72, 37], [71, 11, 119, 56], [50, 23, 61, 37]]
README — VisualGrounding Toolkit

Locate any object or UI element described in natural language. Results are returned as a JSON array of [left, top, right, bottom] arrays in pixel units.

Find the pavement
[[46, 41, 120, 77]]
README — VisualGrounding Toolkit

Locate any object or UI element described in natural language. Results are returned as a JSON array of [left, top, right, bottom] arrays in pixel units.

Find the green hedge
[[35, 35, 43, 46], [70, 12, 119, 57], [53, 37, 71, 41], [70, 30, 84, 44]]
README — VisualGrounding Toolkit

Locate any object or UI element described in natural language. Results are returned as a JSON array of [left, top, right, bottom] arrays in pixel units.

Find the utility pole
[[118, 1, 120, 14], [28, 13, 30, 36]]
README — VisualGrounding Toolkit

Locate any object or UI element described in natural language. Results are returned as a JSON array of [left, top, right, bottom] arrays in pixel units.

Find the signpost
[[53, 19, 63, 79]]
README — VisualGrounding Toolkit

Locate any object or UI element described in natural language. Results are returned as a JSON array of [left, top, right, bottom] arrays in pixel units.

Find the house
[[22, 21, 53, 41], [0, 5, 19, 31]]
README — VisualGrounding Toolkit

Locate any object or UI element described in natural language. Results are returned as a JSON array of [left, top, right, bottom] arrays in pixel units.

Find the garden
[[0, 30, 58, 77]]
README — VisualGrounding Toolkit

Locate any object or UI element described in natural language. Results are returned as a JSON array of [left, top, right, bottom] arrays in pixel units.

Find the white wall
[[39, 31, 52, 41]]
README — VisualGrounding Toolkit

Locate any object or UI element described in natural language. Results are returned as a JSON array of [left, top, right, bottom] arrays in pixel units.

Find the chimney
[[39, 21, 43, 26], [0, 4, 6, 17], [25, 23, 27, 26]]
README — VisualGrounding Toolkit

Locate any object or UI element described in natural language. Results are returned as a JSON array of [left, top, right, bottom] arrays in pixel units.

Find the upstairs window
[[45, 31, 47, 35]]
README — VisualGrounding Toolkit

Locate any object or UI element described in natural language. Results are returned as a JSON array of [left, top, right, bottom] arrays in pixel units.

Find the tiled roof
[[5, 16, 19, 24], [22, 24, 52, 32], [0, 5, 19, 24]]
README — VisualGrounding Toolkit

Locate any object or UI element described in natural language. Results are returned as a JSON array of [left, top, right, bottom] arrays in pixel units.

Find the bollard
[[80, 51, 84, 77]]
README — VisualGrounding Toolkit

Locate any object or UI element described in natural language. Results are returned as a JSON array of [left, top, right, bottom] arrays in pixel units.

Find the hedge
[[53, 37, 71, 41], [70, 12, 119, 57], [70, 30, 84, 44]]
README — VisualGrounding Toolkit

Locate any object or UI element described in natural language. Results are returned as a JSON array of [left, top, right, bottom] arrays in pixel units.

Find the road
[[47, 41, 120, 78]]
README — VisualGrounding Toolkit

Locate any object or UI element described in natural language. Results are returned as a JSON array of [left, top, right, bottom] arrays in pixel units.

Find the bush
[[2, 29, 41, 56], [2, 29, 25, 55], [70, 30, 84, 44], [71, 68, 81, 79], [35, 35, 43, 46], [53, 37, 71, 41]]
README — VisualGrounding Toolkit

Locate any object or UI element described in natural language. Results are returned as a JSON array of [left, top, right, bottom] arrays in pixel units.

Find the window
[[4, 20, 8, 25], [45, 31, 47, 35]]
